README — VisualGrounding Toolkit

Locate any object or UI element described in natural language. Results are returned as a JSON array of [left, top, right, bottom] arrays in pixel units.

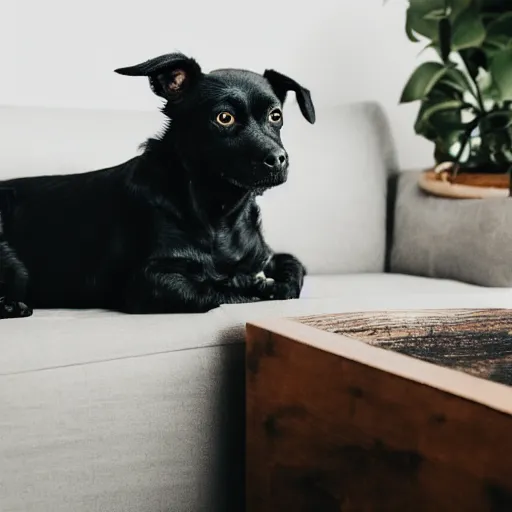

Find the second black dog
[[0, 52, 315, 316]]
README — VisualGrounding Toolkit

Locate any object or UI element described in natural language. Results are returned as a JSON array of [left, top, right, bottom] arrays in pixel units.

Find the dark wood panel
[[246, 318, 512, 512]]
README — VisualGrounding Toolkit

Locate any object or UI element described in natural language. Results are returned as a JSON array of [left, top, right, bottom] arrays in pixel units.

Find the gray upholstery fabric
[[391, 171, 512, 287], [2, 275, 512, 512], [258, 102, 398, 274], [1, 344, 246, 512], [1, 274, 508, 375]]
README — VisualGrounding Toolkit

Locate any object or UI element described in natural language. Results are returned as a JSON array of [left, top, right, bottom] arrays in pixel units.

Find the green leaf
[[451, 7, 487, 50], [459, 48, 488, 79], [425, 69, 470, 101], [482, 13, 512, 58], [408, 0, 445, 12], [405, 1, 468, 42], [424, 8, 449, 21], [490, 48, 512, 101], [481, 0, 511, 16], [400, 62, 449, 103], [405, 7, 439, 41], [405, 10, 421, 42], [437, 79, 466, 97], [409, 0, 471, 17], [439, 17, 452, 62], [477, 68, 501, 101], [482, 110, 512, 131], [482, 36, 511, 58], [487, 12, 512, 37], [445, 67, 475, 93], [415, 99, 466, 132], [414, 92, 471, 161]]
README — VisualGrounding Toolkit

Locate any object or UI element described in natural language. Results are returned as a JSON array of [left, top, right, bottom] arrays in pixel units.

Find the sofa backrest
[[0, 102, 397, 274]]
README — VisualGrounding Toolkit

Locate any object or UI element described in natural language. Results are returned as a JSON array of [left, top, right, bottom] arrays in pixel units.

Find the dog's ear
[[263, 70, 316, 124], [115, 53, 202, 101]]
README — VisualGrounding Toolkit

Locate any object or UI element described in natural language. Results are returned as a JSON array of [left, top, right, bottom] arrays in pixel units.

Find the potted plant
[[397, 0, 512, 198]]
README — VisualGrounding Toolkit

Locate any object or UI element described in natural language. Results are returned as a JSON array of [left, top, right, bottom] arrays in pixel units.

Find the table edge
[[246, 317, 512, 416]]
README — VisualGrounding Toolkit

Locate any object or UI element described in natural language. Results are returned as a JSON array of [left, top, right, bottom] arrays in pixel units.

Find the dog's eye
[[268, 109, 282, 124], [216, 112, 235, 126]]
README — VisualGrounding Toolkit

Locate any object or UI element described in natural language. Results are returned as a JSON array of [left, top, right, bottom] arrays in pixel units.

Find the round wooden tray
[[418, 170, 510, 199]]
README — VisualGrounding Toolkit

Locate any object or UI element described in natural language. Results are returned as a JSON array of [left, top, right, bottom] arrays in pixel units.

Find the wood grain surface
[[297, 309, 512, 386], [246, 310, 512, 512]]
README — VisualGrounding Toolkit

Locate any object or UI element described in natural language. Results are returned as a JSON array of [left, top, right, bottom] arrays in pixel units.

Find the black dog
[[0, 52, 315, 318]]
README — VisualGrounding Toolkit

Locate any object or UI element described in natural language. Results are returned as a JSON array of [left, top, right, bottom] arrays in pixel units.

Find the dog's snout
[[263, 150, 287, 171]]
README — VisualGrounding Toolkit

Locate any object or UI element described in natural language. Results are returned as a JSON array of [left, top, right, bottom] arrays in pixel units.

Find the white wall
[[1, 0, 433, 170]]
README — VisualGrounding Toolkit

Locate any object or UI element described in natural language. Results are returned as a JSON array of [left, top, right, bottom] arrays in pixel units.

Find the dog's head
[[115, 53, 315, 190]]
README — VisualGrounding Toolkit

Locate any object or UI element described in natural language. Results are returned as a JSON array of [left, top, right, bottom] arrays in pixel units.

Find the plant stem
[[473, 78, 485, 114], [452, 119, 479, 178], [460, 53, 485, 114]]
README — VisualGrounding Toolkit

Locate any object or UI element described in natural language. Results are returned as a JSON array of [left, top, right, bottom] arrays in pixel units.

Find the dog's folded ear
[[263, 70, 316, 124], [115, 53, 202, 101]]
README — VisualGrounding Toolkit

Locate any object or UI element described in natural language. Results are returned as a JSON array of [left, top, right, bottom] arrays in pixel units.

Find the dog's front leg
[[123, 265, 261, 314], [260, 253, 307, 301]]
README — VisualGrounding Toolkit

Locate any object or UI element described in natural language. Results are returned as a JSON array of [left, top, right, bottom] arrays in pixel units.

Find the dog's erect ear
[[263, 70, 316, 124], [115, 53, 202, 101]]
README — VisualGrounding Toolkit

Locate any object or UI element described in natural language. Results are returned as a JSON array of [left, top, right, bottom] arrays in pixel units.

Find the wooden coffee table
[[246, 309, 512, 512]]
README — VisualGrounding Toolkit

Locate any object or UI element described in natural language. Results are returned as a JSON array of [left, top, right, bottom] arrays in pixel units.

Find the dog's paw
[[256, 280, 300, 301], [0, 298, 33, 319], [254, 271, 274, 283], [227, 272, 274, 295]]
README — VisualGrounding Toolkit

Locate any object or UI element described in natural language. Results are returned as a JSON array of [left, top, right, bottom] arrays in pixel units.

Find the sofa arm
[[387, 170, 512, 287]]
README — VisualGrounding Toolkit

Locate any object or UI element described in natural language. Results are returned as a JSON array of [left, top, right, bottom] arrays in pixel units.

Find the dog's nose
[[263, 150, 287, 171]]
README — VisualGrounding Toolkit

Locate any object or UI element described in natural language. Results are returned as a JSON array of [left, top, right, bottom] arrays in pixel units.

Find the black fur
[[0, 187, 31, 318], [0, 52, 315, 317]]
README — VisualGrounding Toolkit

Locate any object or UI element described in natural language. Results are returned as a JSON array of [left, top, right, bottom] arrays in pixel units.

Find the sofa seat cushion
[[1, 274, 511, 512], [300, 272, 504, 298], [1, 273, 510, 375]]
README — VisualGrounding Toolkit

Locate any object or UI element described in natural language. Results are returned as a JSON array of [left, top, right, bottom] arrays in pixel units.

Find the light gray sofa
[[1, 104, 511, 512]]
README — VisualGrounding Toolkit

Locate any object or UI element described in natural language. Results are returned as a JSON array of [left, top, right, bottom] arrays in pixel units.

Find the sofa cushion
[[299, 272, 495, 298], [391, 171, 512, 287], [259, 102, 397, 274], [1, 273, 510, 375], [2, 274, 511, 512], [1, 343, 246, 512]]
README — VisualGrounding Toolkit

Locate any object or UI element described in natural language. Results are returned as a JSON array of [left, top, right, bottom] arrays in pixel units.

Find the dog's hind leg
[[0, 236, 32, 320]]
